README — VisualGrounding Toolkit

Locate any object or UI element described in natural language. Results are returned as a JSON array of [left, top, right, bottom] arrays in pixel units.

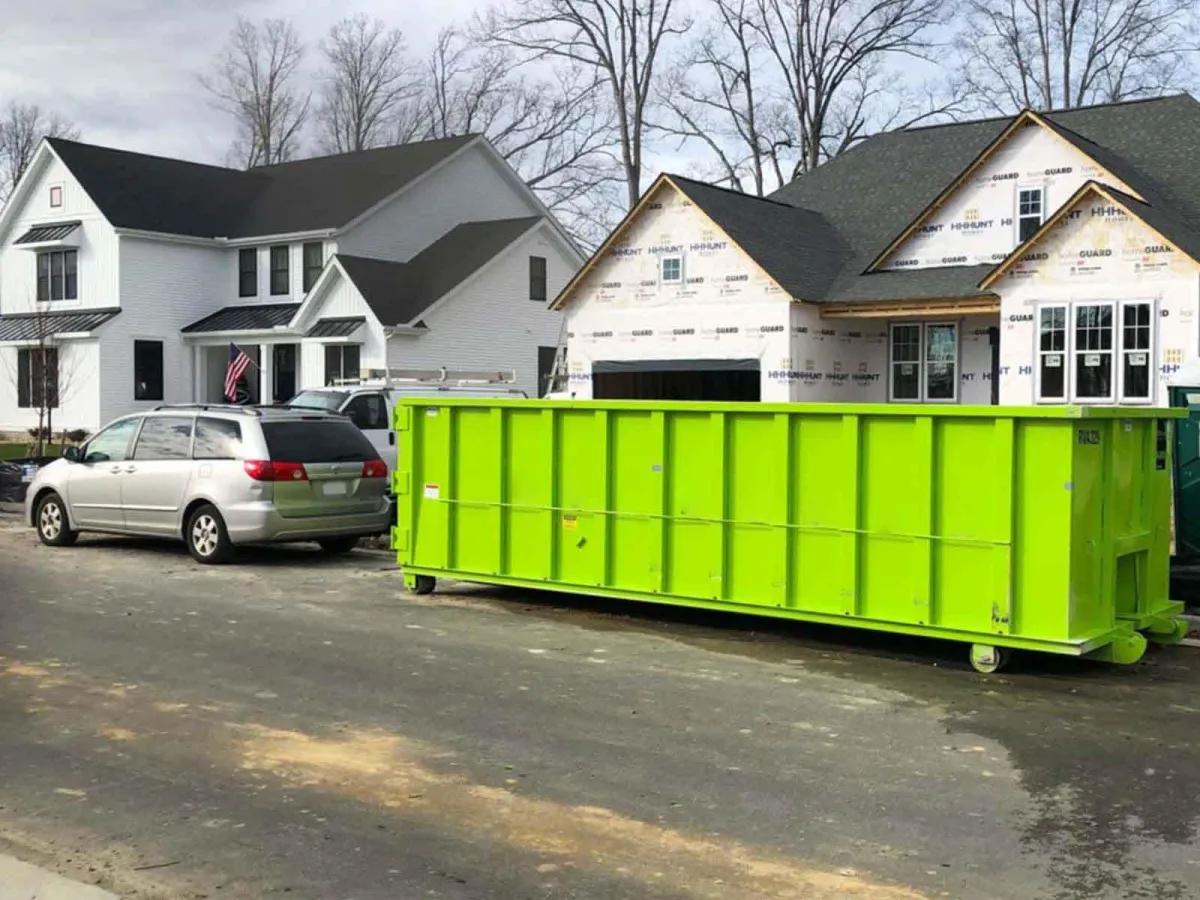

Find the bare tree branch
[[315, 15, 419, 153], [400, 28, 622, 247], [957, 0, 1196, 112], [479, 0, 692, 210], [0, 103, 80, 204], [200, 17, 311, 167]]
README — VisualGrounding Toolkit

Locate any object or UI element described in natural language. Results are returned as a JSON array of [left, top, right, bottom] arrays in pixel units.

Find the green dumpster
[[392, 400, 1186, 673]]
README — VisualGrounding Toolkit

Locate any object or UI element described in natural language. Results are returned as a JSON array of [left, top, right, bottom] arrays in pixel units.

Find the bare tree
[[0, 103, 80, 204], [315, 15, 419, 153], [751, 0, 957, 179], [401, 28, 622, 247], [0, 299, 84, 457], [480, 0, 692, 210], [958, 0, 1196, 112], [201, 17, 311, 167]]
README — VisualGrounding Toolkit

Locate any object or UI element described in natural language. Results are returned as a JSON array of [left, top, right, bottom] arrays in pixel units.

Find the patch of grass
[[0, 443, 64, 460]]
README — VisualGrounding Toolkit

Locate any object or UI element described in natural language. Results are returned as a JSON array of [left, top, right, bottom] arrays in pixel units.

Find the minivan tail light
[[243, 460, 308, 482], [362, 459, 388, 478]]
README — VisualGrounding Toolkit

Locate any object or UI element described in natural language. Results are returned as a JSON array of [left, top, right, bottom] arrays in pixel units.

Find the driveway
[[0, 519, 1198, 899]]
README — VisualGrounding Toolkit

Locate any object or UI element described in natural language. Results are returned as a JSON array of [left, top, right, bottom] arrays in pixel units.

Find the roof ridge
[[252, 133, 480, 171], [899, 93, 1194, 135], [665, 173, 810, 211], [46, 136, 247, 176]]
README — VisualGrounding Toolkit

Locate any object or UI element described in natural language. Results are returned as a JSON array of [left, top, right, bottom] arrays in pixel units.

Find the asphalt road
[[1, 517, 1199, 900]]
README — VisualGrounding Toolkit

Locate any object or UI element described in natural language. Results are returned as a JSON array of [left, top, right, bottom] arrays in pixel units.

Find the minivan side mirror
[[62, 446, 81, 463]]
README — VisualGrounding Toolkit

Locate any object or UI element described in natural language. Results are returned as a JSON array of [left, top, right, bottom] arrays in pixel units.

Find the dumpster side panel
[[1012, 421, 1074, 640], [1068, 420, 1111, 638], [452, 406, 505, 577], [792, 414, 856, 615], [557, 408, 609, 588], [665, 412, 725, 601], [410, 404, 452, 571], [727, 412, 789, 608], [506, 408, 555, 581]]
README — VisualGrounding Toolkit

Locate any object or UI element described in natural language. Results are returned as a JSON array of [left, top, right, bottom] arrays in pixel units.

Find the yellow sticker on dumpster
[[562, 515, 578, 530]]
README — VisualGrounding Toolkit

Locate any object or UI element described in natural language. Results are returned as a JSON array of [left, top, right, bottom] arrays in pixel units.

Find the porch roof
[[181, 302, 300, 334], [0, 307, 120, 341], [305, 316, 364, 338]]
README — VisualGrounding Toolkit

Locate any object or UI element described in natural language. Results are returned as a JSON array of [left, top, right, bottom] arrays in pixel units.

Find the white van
[[287, 368, 528, 477]]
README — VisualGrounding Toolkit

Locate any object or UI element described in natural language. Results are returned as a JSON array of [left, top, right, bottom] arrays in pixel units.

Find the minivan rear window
[[261, 420, 379, 463]]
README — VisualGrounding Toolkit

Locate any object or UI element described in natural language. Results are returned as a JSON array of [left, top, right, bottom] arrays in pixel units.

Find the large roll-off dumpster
[[392, 400, 1186, 672]]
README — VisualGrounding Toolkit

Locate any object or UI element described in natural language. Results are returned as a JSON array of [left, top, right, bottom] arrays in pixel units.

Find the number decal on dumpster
[[1078, 429, 1100, 445]]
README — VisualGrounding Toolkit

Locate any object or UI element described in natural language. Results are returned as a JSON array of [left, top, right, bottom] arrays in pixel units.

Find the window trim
[[36, 249, 79, 302], [1016, 185, 1045, 245], [1118, 299, 1155, 404], [529, 255, 548, 302], [133, 338, 165, 402], [238, 248, 258, 298], [16, 347, 59, 409], [49, 184, 63, 208], [1070, 301, 1117, 404], [269, 245, 290, 296], [324, 343, 362, 386], [888, 321, 960, 403], [302, 242, 324, 293], [660, 254, 684, 285], [1034, 303, 1069, 403]]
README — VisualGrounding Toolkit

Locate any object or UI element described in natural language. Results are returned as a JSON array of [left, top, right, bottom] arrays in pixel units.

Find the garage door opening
[[592, 359, 760, 401]]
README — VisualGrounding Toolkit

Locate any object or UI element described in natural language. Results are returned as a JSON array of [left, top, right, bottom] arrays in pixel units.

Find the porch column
[[191, 345, 203, 402], [259, 343, 272, 405]]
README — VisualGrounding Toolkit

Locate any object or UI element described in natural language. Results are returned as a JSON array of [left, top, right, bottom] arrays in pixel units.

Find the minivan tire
[[187, 504, 234, 564], [318, 536, 359, 555], [35, 491, 78, 547]]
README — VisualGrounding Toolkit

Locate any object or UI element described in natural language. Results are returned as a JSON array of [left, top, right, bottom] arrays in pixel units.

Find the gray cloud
[[0, 0, 476, 164]]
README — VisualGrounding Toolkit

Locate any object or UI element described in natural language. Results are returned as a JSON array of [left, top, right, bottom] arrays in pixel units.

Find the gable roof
[[762, 94, 1200, 302], [46, 134, 478, 239], [981, 180, 1200, 288], [337, 217, 542, 326], [668, 176, 851, 300]]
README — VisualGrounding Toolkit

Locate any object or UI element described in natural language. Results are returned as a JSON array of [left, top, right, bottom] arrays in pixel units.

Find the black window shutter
[[17, 349, 30, 408]]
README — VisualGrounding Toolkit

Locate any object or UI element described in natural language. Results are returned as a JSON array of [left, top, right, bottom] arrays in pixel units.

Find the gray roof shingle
[[0, 307, 120, 341], [825, 265, 997, 305], [667, 176, 851, 300], [337, 217, 541, 326], [46, 134, 476, 240], [181, 303, 299, 333]]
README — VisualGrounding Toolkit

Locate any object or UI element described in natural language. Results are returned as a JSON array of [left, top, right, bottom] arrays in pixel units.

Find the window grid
[[1120, 302, 1153, 402], [1036, 305, 1067, 401], [1018, 187, 1044, 243], [661, 256, 683, 284]]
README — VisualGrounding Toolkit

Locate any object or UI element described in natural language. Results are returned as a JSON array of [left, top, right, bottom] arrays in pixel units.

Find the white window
[[889, 322, 959, 403], [1036, 305, 1067, 401], [49, 184, 63, 208], [660, 255, 683, 284], [1073, 302, 1115, 401], [1017, 187, 1044, 243], [1119, 301, 1153, 402]]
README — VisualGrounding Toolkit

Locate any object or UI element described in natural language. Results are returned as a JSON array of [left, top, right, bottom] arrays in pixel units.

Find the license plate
[[20, 465, 36, 483], [321, 481, 349, 496]]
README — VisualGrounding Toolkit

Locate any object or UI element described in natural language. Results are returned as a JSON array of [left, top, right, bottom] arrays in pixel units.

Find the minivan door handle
[[109, 465, 122, 474], [124, 465, 137, 474]]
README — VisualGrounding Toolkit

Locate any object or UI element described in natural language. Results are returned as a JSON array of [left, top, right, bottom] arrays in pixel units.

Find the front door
[[273, 344, 297, 404], [67, 417, 142, 530], [122, 415, 197, 534]]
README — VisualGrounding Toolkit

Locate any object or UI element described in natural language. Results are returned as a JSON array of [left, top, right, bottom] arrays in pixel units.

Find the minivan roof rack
[[151, 403, 264, 416], [332, 367, 518, 388]]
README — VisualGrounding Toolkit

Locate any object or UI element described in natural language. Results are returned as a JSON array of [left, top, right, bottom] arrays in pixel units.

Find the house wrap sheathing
[[556, 95, 1200, 407]]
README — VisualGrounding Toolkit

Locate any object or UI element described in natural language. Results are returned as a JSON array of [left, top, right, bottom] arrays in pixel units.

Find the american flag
[[224, 343, 252, 401]]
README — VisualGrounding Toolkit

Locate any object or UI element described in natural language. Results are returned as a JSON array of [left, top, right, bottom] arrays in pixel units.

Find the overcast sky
[[0, 0, 482, 164]]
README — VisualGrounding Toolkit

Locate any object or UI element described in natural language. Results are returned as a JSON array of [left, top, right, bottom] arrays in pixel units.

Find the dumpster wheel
[[1145, 617, 1189, 646], [968, 644, 1009, 674], [410, 575, 436, 596]]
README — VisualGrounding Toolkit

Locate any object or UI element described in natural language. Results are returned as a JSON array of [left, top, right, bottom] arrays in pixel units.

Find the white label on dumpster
[[426, 407, 439, 417], [1084, 353, 1101, 367], [423, 483, 440, 500]]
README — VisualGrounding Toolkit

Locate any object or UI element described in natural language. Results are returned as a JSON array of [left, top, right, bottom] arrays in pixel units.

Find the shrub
[[67, 429, 90, 445]]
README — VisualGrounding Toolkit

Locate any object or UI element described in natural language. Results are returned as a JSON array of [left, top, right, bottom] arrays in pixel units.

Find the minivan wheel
[[187, 504, 233, 564], [36, 492, 78, 547], [317, 536, 359, 555]]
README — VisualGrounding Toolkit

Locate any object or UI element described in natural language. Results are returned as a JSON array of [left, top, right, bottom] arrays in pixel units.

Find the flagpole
[[230, 340, 262, 372]]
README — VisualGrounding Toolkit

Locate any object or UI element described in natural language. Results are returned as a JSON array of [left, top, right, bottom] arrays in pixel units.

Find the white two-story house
[[554, 94, 1200, 408], [0, 134, 582, 433]]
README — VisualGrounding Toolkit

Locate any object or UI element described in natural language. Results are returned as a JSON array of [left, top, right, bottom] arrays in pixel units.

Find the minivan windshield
[[286, 390, 347, 413], [261, 420, 379, 462]]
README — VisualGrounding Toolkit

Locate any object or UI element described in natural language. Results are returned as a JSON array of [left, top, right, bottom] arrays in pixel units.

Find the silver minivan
[[25, 404, 391, 563]]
